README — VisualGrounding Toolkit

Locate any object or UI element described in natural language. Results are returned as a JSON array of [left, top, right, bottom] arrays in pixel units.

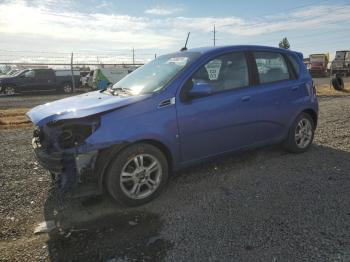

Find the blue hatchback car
[[27, 45, 318, 206]]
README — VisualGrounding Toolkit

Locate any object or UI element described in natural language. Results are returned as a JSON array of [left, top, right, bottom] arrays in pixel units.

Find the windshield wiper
[[100, 87, 114, 95], [111, 87, 133, 95]]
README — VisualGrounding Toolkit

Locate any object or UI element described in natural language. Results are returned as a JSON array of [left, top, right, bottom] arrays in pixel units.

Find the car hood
[[0, 75, 14, 79], [27, 91, 151, 126]]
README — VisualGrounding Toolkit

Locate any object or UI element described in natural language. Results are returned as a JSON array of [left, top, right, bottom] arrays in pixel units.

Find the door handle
[[241, 96, 251, 102], [291, 86, 299, 91]]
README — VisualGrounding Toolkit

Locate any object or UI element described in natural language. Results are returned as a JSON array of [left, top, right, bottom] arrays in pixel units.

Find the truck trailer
[[308, 53, 329, 77], [331, 50, 350, 76]]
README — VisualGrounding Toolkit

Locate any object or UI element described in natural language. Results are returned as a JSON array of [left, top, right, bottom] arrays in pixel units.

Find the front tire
[[106, 143, 169, 206], [3, 86, 16, 96], [284, 113, 315, 153]]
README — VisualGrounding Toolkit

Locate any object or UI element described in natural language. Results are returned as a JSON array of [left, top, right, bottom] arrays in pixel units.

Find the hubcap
[[295, 118, 313, 149], [120, 154, 162, 199], [5, 87, 15, 95], [63, 85, 72, 93]]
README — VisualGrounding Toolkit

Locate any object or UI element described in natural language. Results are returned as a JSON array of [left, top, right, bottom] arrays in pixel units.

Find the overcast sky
[[0, 0, 349, 62]]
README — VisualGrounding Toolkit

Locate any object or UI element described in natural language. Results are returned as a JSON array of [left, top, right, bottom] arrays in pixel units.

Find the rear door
[[176, 51, 261, 162], [250, 51, 303, 143], [34, 70, 56, 90]]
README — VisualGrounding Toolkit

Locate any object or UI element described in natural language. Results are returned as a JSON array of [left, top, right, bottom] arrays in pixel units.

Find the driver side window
[[191, 52, 249, 94], [24, 70, 34, 78]]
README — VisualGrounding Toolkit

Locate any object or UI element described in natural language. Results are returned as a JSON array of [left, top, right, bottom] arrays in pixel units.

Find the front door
[[18, 70, 36, 91], [176, 52, 259, 163]]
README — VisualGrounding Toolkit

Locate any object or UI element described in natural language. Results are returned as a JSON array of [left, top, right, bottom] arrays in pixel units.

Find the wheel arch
[[96, 139, 173, 192], [302, 108, 318, 128], [3, 83, 18, 88], [137, 139, 173, 171]]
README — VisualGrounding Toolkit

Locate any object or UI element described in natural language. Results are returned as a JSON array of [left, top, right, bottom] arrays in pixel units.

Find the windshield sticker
[[166, 57, 189, 66], [205, 60, 222, 80]]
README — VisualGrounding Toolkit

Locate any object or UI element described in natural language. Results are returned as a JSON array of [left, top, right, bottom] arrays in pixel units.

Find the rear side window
[[36, 70, 55, 80], [287, 54, 300, 77], [253, 52, 290, 84], [35, 70, 48, 80]]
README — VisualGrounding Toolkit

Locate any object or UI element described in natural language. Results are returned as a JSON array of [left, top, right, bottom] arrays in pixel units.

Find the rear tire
[[105, 143, 168, 206], [62, 83, 73, 93], [283, 113, 315, 153]]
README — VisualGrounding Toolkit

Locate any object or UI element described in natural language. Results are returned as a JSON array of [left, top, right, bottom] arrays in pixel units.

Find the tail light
[[312, 81, 316, 95]]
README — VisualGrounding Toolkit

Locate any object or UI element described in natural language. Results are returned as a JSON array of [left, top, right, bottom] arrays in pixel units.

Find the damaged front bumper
[[32, 135, 98, 192], [31, 116, 101, 192]]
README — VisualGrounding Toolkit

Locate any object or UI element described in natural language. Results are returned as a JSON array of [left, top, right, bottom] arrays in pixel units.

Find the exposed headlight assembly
[[47, 116, 100, 149]]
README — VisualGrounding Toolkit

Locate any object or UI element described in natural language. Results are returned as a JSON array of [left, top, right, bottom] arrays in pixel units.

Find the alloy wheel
[[63, 84, 72, 93], [4, 86, 15, 96], [119, 154, 162, 199], [294, 118, 313, 149]]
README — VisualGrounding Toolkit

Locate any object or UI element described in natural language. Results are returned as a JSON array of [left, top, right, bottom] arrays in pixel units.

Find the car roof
[[178, 45, 301, 58], [176, 45, 303, 59]]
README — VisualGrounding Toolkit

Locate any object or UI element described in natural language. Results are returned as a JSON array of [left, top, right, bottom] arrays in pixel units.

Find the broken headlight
[[48, 117, 100, 149]]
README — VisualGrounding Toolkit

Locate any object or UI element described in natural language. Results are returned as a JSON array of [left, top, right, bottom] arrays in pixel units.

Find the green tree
[[279, 37, 290, 49]]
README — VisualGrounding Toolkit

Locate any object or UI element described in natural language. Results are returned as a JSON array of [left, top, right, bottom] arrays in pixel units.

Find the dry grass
[[0, 108, 32, 129], [315, 83, 350, 96]]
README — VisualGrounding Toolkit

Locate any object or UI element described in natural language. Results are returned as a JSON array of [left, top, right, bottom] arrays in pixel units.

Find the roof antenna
[[180, 32, 190, 51]]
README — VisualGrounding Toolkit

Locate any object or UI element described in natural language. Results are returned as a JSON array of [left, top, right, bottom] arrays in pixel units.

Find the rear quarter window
[[287, 54, 300, 77], [253, 52, 290, 84]]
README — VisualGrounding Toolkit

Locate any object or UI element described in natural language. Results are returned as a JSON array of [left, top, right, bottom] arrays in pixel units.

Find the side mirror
[[188, 80, 213, 98]]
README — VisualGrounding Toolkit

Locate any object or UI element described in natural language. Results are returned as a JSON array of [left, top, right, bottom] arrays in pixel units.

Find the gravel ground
[[0, 91, 350, 261]]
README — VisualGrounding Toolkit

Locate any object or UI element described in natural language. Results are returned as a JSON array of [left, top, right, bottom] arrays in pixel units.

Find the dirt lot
[[313, 77, 350, 97], [0, 79, 350, 261]]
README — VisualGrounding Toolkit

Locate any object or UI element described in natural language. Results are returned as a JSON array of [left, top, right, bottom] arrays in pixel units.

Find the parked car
[[27, 45, 318, 206], [0, 65, 12, 75], [80, 71, 91, 87], [0, 68, 80, 95], [91, 66, 138, 90], [6, 69, 20, 76]]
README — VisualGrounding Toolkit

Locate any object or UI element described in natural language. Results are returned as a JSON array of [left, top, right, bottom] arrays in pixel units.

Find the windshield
[[335, 51, 346, 60], [112, 52, 199, 95], [12, 69, 27, 76]]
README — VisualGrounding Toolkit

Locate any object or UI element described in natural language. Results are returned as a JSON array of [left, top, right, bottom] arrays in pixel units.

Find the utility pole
[[212, 25, 217, 46], [70, 52, 76, 93], [132, 48, 135, 65]]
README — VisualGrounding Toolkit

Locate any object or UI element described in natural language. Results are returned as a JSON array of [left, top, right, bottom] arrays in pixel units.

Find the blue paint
[[27, 45, 318, 189]]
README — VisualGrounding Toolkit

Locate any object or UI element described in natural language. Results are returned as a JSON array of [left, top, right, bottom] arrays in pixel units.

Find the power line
[[255, 0, 332, 19], [241, 28, 350, 46]]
